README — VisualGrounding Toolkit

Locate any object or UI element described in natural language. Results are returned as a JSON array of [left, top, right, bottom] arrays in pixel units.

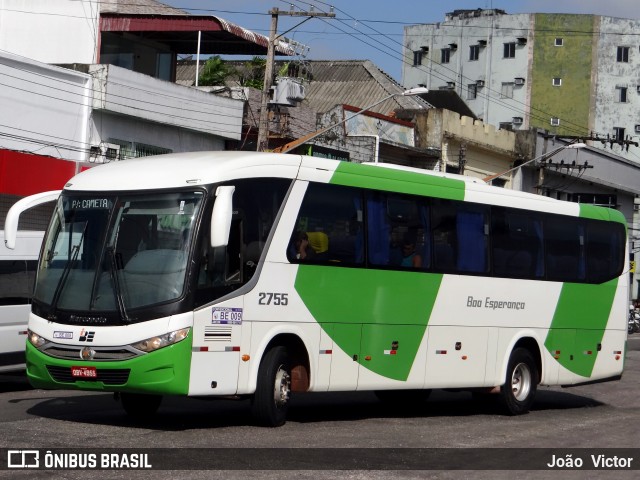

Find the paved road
[[0, 336, 639, 479]]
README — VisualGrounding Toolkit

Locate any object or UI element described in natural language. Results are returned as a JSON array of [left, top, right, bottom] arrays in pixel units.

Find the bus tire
[[251, 346, 291, 427], [120, 392, 162, 419], [500, 348, 538, 415]]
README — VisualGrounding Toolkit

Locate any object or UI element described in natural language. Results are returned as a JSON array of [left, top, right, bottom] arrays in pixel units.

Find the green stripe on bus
[[579, 203, 626, 224], [295, 266, 443, 381], [329, 162, 466, 201], [544, 279, 618, 378]]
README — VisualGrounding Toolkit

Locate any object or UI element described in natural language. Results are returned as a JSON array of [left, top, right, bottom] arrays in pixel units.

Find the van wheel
[[500, 348, 538, 415], [120, 392, 162, 419], [251, 346, 291, 427]]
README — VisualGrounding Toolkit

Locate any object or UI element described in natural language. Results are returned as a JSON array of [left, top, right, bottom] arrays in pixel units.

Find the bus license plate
[[71, 366, 97, 378]]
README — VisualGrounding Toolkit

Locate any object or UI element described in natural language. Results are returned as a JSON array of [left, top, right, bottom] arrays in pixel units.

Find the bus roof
[[67, 151, 303, 191], [63, 151, 624, 223], [68, 151, 482, 192]]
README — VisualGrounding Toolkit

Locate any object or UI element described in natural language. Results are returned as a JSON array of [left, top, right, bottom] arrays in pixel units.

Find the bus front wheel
[[120, 392, 162, 419], [500, 348, 538, 415], [251, 346, 291, 427]]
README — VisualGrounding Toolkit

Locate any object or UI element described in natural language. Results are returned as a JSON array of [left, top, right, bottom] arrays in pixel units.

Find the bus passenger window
[[432, 202, 457, 271], [586, 220, 625, 283], [289, 183, 363, 265], [456, 208, 488, 273], [432, 200, 488, 273], [491, 208, 544, 279], [545, 219, 585, 282], [369, 192, 429, 269]]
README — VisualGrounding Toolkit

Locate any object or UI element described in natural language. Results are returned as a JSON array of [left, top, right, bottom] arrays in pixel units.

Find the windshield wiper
[[107, 246, 131, 324], [49, 224, 86, 314]]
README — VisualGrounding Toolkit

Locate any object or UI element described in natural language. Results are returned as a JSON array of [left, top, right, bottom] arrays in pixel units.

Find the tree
[[238, 57, 266, 89], [198, 56, 233, 86]]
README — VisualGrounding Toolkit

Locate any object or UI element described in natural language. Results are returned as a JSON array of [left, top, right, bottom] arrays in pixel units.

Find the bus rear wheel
[[120, 392, 162, 419], [251, 346, 291, 427], [500, 348, 538, 415]]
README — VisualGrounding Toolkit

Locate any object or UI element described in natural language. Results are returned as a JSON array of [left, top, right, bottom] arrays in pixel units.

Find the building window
[[615, 86, 628, 103], [552, 77, 562, 86], [501, 82, 514, 99], [503, 42, 516, 58], [469, 45, 480, 61], [467, 84, 477, 100], [550, 117, 560, 126], [613, 127, 626, 141], [107, 138, 172, 160], [413, 50, 422, 66], [441, 48, 451, 64], [617, 46, 629, 62], [555, 38, 564, 47]]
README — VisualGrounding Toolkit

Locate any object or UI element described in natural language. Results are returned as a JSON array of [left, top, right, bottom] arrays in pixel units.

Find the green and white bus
[[4, 151, 628, 426]]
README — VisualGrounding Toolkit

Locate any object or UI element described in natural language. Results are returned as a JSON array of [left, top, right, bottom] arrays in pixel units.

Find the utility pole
[[256, 7, 335, 152]]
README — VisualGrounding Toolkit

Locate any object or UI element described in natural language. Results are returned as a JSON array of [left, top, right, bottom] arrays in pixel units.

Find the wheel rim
[[510, 362, 531, 402], [273, 365, 291, 408]]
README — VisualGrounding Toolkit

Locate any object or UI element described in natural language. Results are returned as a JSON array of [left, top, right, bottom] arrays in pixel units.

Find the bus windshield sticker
[[70, 198, 112, 210], [212, 307, 243, 325]]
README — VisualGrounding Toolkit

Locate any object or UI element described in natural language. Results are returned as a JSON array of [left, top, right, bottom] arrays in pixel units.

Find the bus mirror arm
[[211, 186, 235, 248], [3, 190, 61, 249]]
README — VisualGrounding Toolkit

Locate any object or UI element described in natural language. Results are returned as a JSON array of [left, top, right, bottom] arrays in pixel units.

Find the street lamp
[[483, 142, 587, 184], [272, 86, 429, 154]]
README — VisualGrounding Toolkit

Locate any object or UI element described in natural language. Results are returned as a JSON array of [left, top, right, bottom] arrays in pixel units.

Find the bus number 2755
[[258, 293, 289, 306]]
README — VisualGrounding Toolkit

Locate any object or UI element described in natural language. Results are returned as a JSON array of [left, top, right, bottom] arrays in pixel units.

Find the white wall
[[0, 51, 92, 162], [90, 65, 244, 140], [89, 111, 225, 156], [593, 16, 640, 155], [403, 14, 533, 128], [0, 0, 98, 64]]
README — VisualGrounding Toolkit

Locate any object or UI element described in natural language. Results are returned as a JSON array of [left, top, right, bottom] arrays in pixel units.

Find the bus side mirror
[[3, 190, 61, 249], [211, 186, 235, 248]]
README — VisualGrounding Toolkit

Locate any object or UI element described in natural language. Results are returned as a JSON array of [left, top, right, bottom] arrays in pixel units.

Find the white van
[[0, 230, 44, 372]]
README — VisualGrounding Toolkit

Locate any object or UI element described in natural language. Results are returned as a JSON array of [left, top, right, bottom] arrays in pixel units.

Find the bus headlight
[[130, 328, 190, 353], [27, 330, 46, 349]]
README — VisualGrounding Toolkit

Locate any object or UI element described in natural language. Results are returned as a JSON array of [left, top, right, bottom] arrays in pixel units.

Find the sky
[[164, 1, 640, 83]]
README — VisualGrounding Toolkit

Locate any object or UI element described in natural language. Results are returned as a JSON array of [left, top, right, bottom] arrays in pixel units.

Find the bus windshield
[[34, 191, 204, 322]]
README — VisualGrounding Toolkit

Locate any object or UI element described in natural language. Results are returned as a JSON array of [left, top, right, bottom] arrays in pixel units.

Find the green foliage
[[238, 56, 266, 89], [198, 56, 233, 86], [278, 62, 290, 77]]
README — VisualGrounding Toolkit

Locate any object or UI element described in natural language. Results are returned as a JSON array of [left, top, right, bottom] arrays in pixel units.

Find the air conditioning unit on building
[[512, 117, 523, 125], [635, 124, 640, 133], [514, 77, 525, 85], [446, 81, 456, 89], [476, 79, 485, 87]]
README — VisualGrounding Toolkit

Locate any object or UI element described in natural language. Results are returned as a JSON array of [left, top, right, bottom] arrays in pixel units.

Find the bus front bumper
[[25, 333, 192, 396]]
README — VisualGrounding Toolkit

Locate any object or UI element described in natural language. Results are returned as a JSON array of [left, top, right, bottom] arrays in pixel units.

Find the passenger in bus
[[290, 230, 315, 261], [400, 233, 422, 268]]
